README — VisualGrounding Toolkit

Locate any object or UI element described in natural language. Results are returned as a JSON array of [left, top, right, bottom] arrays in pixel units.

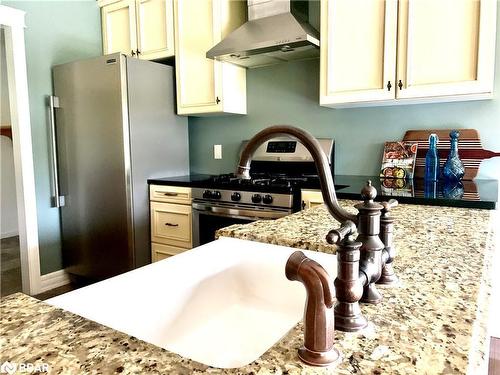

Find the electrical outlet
[[214, 144, 222, 159]]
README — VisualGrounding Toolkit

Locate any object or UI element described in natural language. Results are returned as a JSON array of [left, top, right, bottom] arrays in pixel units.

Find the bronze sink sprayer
[[237, 125, 399, 366]]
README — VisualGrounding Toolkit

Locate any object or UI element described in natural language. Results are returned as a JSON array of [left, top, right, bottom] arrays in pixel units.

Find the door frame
[[1, 5, 42, 295]]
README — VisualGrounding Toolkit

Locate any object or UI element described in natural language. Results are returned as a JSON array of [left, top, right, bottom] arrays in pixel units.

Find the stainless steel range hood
[[206, 0, 319, 68]]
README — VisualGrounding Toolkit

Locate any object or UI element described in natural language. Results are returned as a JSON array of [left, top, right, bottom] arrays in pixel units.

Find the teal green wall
[[4, 1, 102, 274], [189, 8, 500, 179]]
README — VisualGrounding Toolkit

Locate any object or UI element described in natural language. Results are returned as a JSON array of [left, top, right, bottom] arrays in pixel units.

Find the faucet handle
[[326, 220, 356, 245], [381, 199, 398, 213], [360, 180, 377, 201]]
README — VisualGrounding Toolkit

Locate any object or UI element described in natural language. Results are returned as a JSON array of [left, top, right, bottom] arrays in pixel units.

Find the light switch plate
[[214, 144, 222, 159]]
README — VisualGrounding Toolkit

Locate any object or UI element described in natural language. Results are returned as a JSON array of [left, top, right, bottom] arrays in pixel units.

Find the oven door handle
[[192, 202, 288, 220]]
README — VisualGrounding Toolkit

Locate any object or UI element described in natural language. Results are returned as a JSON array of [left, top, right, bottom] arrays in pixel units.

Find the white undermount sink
[[47, 237, 337, 368]]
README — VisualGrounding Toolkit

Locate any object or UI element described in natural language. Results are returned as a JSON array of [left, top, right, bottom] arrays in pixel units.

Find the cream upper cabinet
[[320, 0, 398, 106], [100, 0, 175, 60], [101, 0, 137, 56], [396, 0, 497, 100], [136, 0, 175, 60], [174, 0, 247, 116], [320, 0, 497, 108]]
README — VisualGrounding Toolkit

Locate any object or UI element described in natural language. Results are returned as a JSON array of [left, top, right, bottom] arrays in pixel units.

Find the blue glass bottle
[[443, 130, 465, 182], [424, 134, 439, 181]]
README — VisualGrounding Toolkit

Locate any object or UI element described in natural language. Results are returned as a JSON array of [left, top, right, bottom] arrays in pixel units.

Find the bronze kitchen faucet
[[285, 251, 340, 367], [237, 125, 399, 366]]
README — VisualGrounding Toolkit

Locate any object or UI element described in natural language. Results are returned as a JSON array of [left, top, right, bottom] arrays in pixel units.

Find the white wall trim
[[1, 230, 19, 239], [39, 269, 71, 294], [2, 5, 43, 295]]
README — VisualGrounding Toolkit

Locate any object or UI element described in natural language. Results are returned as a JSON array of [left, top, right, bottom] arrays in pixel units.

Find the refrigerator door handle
[[48, 95, 64, 208]]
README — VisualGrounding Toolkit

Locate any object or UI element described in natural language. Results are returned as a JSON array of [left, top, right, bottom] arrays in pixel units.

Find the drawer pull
[[164, 223, 179, 227], [163, 192, 179, 196]]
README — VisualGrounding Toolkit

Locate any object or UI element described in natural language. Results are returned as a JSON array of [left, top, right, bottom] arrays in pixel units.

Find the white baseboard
[[39, 269, 71, 293], [1, 230, 19, 239]]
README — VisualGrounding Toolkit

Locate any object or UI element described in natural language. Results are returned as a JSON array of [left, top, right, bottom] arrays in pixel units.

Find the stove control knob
[[212, 191, 222, 199], [231, 192, 241, 201], [203, 190, 212, 199], [263, 194, 273, 204], [251, 194, 262, 203]]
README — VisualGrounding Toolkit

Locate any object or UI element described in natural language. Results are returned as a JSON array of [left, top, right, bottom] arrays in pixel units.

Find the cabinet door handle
[[136, 49, 141, 55], [163, 192, 178, 196], [131, 50, 136, 56], [398, 80, 403, 90], [216, 96, 221, 104], [387, 81, 392, 91], [165, 223, 179, 227]]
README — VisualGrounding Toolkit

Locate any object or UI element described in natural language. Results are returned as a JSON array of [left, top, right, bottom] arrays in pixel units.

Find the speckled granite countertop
[[1, 201, 497, 374]]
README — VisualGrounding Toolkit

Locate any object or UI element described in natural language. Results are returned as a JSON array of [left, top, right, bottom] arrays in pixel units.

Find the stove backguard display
[[266, 141, 297, 153]]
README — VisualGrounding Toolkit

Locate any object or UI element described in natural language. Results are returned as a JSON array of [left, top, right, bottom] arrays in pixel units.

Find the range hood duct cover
[[206, 0, 320, 68]]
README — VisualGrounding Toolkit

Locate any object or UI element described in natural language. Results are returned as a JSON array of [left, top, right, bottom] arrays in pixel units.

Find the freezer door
[[126, 57, 189, 267], [53, 54, 134, 279]]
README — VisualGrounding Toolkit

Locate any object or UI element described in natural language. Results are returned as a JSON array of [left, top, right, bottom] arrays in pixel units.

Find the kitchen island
[[1, 201, 497, 374]]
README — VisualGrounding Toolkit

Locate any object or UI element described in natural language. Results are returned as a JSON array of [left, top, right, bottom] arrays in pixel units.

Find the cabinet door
[[397, 0, 497, 99], [102, 0, 137, 56], [174, 0, 246, 116], [174, 0, 222, 114], [151, 201, 192, 248], [301, 190, 324, 210], [152, 242, 186, 262], [320, 0, 398, 107], [136, 0, 175, 60]]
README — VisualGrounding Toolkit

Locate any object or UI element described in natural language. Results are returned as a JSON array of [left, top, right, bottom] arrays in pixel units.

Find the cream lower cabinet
[[320, 0, 497, 108], [301, 189, 325, 210], [174, 0, 247, 116], [100, 0, 175, 60], [150, 185, 192, 262], [151, 243, 187, 262]]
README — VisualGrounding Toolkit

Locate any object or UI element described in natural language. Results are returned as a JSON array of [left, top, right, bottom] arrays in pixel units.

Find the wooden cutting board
[[403, 129, 500, 180]]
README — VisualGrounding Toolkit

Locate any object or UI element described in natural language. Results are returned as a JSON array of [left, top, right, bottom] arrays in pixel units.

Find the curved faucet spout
[[236, 125, 356, 223]]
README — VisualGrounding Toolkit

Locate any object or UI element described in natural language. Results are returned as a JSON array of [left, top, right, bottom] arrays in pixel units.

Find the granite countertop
[[1, 202, 497, 374], [217, 201, 497, 374]]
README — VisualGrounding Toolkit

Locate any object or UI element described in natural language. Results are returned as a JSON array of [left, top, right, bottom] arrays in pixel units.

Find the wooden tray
[[403, 129, 500, 180]]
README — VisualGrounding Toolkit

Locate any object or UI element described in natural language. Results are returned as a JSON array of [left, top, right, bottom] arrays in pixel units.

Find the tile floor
[[1, 236, 22, 297]]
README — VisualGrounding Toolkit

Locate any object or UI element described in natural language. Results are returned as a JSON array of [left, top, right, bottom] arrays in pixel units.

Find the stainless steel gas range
[[192, 137, 337, 246]]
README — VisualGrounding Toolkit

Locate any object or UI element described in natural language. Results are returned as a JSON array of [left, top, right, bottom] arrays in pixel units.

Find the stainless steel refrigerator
[[49, 53, 188, 280]]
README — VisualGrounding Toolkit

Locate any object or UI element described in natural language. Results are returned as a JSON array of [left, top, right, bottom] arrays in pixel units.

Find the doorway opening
[[1, 27, 22, 296], [1, 6, 42, 295]]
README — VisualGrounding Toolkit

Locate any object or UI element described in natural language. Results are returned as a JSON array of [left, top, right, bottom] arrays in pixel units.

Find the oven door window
[[198, 213, 252, 246]]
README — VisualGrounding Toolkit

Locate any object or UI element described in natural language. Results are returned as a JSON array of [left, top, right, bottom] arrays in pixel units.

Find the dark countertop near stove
[[148, 174, 498, 209]]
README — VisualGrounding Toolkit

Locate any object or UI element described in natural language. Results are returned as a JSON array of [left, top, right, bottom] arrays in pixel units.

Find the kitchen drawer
[[150, 201, 192, 247], [150, 185, 192, 204], [151, 242, 186, 262]]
